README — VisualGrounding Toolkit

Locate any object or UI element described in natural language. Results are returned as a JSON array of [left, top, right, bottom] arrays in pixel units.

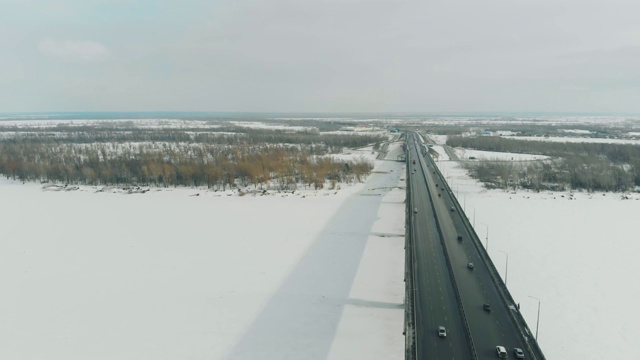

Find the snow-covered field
[[454, 148, 548, 161], [430, 145, 450, 161], [432, 146, 640, 359], [229, 121, 315, 132], [0, 118, 219, 129], [5, 110, 639, 360], [506, 135, 640, 145], [0, 143, 406, 360], [426, 134, 447, 145]]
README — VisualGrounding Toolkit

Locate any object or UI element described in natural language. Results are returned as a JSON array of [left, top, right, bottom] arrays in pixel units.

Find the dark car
[[467, 262, 474, 269], [483, 303, 491, 312], [457, 235, 463, 241], [514, 348, 525, 359], [450, 207, 455, 212]]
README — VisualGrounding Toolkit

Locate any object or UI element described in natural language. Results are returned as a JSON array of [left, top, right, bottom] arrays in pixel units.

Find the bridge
[[404, 132, 546, 360]]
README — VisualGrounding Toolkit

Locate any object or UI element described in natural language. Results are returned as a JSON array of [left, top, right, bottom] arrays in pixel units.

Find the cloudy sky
[[2, 0, 640, 113]]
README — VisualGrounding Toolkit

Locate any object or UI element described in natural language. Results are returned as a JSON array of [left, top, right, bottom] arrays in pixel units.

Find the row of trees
[[450, 136, 640, 192], [463, 157, 634, 192], [447, 135, 640, 164], [0, 125, 384, 149], [0, 142, 374, 190]]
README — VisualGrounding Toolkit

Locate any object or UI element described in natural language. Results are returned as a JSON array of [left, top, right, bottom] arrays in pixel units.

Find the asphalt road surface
[[408, 141, 472, 360]]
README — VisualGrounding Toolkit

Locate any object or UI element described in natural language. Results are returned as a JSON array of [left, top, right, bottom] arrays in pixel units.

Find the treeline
[[449, 136, 640, 192], [447, 135, 640, 164], [462, 158, 634, 192], [0, 126, 383, 149], [0, 142, 374, 189]]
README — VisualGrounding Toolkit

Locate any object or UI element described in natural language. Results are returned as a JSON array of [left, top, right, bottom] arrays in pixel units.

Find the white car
[[438, 326, 446, 337], [496, 345, 507, 358]]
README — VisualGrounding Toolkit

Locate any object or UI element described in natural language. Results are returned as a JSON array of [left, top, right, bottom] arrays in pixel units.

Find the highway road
[[407, 132, 545, 360], [408, 141, 472, 359]]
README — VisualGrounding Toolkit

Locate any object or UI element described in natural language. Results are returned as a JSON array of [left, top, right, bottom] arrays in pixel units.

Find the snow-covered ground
[[506, 135, 640, 145], [434, 152, 640, 359], [229, 121, 315, 132], [6, 110, 638, 359], [0, 118, 218, 129], [0, 143, 406, 360], [454, 148, 548, 161], [430, 145, 450, 161], [426, 134, 447, 145], [560, 129, 593, 134], [321, 130, 389, 136]]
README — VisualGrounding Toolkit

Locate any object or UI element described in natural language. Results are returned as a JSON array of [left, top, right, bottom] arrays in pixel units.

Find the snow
[[434, 158, 640, 359], [0, 118, 219, 129], [454, 148, 548, 161], [560, 129, 593, 134], [430, 145, 450, 161], [427, 134, 447, 145], [0, 143, 406, 360], [328, 166, 406, 360], [229, 121, 315, 132], [418, 115, 640, 127], [1, 181, 347, 359], [506, 135, 640, 145], [321, 130, 388, 136], [495, 131, 518, 136], [6, 110, 637, 359], [328, 146, 378, 163]]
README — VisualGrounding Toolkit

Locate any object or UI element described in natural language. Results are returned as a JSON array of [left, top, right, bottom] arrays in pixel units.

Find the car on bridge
[[467, 262, 474, 270], [514, 347, 525, 358], [483, 303, 492, 312], [496, 345, 508, 358], [437, 326, 446, 337]]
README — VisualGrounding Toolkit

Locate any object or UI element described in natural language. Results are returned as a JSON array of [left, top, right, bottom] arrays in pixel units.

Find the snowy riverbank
[[0, 143, 406, 360]]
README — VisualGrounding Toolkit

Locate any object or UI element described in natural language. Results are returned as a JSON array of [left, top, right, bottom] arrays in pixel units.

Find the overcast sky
[[2, 0, 640, 113]]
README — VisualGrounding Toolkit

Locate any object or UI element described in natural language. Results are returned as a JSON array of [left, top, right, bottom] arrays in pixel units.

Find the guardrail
[[426, 148, 547, 360], [404, 145, 417, 360]]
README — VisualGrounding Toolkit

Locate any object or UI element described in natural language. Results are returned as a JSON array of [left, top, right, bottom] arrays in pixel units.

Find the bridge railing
[[404, 147, 417, 360]]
